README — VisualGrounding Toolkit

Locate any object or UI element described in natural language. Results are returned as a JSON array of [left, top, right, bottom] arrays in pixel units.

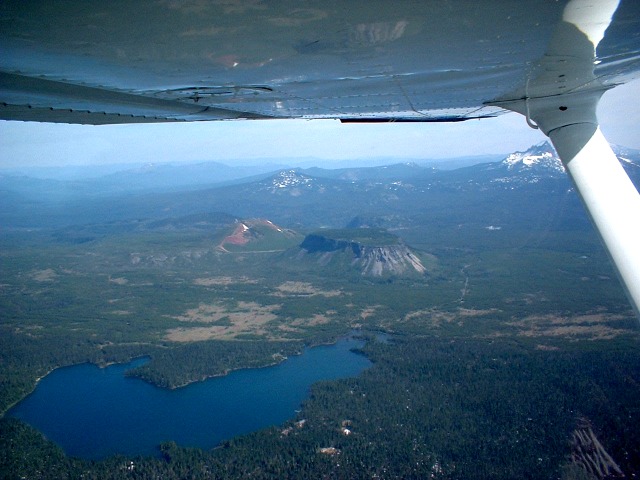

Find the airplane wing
[[1, 0, 637, 125], [1, 0, 640, 315]]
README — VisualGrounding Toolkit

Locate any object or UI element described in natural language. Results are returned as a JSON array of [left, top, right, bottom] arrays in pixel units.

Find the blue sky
[[0, 80, 638, 169]]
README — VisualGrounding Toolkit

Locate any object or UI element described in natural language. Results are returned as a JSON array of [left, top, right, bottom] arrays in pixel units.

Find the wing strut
[[549, 116, 640, 318], [494, 0, 640, 317]]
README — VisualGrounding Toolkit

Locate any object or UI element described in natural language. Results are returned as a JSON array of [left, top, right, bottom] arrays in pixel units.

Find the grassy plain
[[1, 216, 635, 414]]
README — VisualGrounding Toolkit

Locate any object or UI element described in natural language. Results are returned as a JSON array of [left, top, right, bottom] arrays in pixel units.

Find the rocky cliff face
[[355, 244, 426, 276], [300, 233, 426, 277]]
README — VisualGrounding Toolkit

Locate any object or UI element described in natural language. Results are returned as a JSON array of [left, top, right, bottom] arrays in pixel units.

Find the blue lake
[[7, 337, 370, 460]]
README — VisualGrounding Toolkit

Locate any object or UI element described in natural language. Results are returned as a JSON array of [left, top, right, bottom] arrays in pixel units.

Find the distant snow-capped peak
[[502, 141, 565, 173], [261, 170, 326, 195], [271, 170, 314, 188]]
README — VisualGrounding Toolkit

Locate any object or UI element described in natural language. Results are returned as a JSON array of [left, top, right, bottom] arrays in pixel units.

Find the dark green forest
[[2, 336, 639, 479]]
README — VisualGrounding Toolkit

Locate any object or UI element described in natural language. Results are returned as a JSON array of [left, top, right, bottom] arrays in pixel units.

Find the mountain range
[[1, 142, 639, 244]]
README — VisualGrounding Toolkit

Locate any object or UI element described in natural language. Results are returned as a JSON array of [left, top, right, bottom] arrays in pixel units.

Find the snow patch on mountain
[[263, 170, 327, 195], [618, 156, 640, 171], [502, 142, 565, 173], [272, 170, 314, 188]]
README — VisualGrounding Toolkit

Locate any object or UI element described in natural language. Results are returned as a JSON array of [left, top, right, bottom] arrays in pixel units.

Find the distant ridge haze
[[0, 154, 506, 182], [1, 142, 638, 232]]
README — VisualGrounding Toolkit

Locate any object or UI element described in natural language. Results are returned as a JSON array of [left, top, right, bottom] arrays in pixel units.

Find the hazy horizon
[[1, 80, 638, 170]]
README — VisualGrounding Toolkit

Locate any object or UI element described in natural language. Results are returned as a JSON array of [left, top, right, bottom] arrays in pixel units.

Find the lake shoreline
[[5, 334, 372, 459], [125, 330, 368, 390], [2, 331, 372, 418]]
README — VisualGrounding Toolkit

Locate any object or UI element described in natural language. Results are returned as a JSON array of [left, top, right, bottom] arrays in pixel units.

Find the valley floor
[[1, 223, 638, 479]]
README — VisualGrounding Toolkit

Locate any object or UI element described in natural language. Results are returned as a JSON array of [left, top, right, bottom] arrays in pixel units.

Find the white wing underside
[[1, 0, 639, 125], [3, 0, 640, 315]]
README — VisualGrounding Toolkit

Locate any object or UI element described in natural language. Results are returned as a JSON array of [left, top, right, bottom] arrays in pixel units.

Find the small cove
[[6, 337, 371, 460]]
